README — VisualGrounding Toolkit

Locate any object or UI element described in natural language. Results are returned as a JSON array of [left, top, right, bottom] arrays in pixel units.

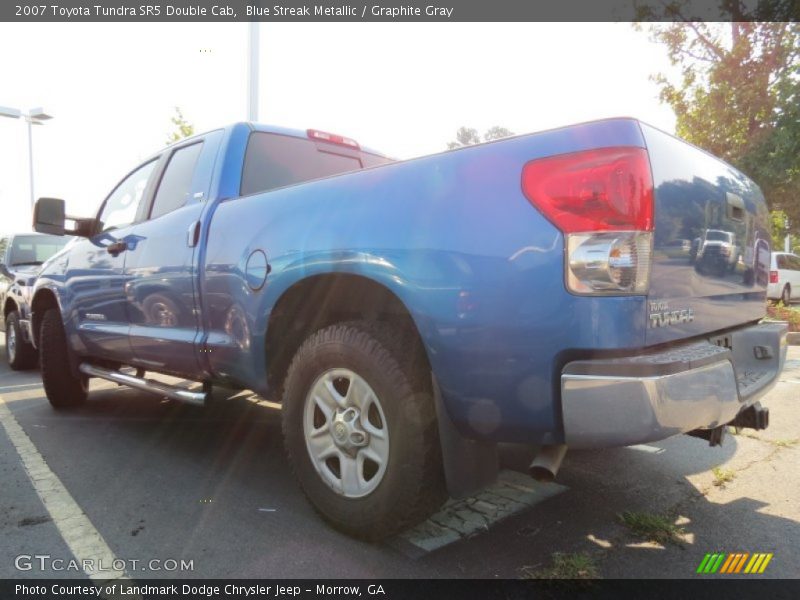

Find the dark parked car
[[0, 232, 72, 369]]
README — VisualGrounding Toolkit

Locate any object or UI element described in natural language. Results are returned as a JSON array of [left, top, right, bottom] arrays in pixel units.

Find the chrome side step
[[78, 363, 207, 406]]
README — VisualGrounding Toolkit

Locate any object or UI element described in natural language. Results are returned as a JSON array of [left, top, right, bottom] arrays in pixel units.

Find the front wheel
[[40, 308, 87, 409], [6, 311, 37, 370], [282, 321, 446, 540]]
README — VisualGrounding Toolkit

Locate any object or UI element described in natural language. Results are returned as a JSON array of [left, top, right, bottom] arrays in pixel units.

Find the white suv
[[768, 252, 800, 304]]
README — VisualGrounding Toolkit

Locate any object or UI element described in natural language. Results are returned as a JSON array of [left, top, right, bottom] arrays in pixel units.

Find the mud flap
[[432, 375, 498, 498]]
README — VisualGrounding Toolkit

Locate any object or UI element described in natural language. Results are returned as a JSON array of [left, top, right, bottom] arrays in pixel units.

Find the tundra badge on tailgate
[[649, 301, 695, 328]]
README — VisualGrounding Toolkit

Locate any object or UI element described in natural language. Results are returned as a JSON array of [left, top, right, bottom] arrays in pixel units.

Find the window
[[240, 132, 393, 196], [150, 142, 204, 220], [8, 235, 70, 266], [789, 255, 800, 271], [98, 160, 157, 231]]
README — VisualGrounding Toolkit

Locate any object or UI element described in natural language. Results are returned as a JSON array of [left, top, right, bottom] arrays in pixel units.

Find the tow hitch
[[687, 401, 770, 447], [731, 401, 770, 431]]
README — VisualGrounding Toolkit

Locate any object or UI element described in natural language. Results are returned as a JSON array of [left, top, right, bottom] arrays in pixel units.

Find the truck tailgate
[[641, 123, 772, 346]]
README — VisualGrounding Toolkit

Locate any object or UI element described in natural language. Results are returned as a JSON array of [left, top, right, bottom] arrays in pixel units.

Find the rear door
[[123, 132, 222, 376], [641, 123, 772, 345]]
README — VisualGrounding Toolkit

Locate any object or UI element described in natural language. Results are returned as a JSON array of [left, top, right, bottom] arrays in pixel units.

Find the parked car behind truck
[[768, 252, 800, 304], [29, 119, 785, 540], [0, 233, 72, 369]]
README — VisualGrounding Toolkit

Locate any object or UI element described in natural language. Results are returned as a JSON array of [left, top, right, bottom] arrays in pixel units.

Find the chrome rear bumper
[[560, 322, 787, 449]]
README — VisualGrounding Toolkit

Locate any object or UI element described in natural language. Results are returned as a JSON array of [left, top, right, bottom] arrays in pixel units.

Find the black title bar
[[4, 578, 800, 600], [3, 0, 799, 22]]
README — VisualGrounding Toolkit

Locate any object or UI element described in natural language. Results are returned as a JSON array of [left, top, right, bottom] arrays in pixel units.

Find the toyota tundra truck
[[29, 119, 786, 539]]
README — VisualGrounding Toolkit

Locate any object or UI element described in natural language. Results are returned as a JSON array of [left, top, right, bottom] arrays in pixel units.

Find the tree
[[166, 107, 195, 145], [447, 126, 514, 150], [643, 16, 800, 228]]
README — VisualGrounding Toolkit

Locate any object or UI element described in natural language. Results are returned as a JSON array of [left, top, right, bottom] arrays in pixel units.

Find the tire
[[40, 308, 87, 409], [781, 285, 791, 305], [5, 311, 37, 370], [282, 320, 446, 540], [142, 293, 181, 327]]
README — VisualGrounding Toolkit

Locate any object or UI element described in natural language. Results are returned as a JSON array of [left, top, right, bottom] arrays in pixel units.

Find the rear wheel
[[781, 284, 791, 305], [282, 321, 446, 540], [40, 308, 87, 409], [6, 311, 37, 370]]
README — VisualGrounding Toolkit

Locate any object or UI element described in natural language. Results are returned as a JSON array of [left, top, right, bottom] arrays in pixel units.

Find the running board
[[78, 363, 207, 406]]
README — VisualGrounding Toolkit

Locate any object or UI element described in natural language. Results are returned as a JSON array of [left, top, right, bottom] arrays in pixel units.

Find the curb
[[787, 332, 800, 346]]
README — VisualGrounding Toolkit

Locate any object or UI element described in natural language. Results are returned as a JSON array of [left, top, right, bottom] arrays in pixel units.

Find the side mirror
[[0, 262, 10, 278], [33, 197, 66, 235], [33, 197, 96, 238]]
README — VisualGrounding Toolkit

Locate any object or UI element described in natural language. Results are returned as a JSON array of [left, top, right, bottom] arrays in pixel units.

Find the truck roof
[[166, 122, 390, 160]]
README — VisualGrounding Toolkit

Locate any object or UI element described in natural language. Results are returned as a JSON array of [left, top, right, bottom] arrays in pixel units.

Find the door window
[[98, 160, 157, 232], [150, 142, 204, 220]]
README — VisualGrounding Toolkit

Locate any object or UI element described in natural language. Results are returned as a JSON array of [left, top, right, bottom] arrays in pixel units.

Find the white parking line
[[0, 396, 126, 582]]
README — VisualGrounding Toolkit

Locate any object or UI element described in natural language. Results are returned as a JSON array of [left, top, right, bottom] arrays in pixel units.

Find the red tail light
[[521, 147, 654, 233], [770, 270, 779, 284]]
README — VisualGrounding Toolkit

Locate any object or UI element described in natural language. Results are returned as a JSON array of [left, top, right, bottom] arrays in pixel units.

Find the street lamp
[[0, 105, 53, 217]]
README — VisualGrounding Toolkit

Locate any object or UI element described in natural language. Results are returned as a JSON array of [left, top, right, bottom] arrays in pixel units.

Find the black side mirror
[[0, 262, 10, 278], [33, 197, 95, 237], [33, 197, 66, 235]]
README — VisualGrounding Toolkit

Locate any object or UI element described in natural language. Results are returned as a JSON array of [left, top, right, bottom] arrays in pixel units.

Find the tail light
[[522, 147, 654, 295], [770, 270, 779, 284]]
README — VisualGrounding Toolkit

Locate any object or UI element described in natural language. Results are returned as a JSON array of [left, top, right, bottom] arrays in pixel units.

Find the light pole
[[784, 215, 791, 253], [0, 105, 53, 216], [247, 22, 260, 121]]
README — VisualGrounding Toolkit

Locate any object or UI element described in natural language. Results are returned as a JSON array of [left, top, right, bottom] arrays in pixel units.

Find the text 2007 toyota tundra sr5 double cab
[[29, 119, 785, 539]]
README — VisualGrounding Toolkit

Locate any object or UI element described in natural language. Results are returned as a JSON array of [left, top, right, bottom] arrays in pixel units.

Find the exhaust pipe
[[79, 363, 207, 406], [529, 444, 567, 482]]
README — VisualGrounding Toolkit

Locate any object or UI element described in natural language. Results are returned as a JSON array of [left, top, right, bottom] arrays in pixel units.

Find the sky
[[0, 22, 678, 234]]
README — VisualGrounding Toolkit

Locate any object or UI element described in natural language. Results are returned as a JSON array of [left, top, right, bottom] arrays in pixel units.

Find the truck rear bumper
[[561, 321, 787, 449]]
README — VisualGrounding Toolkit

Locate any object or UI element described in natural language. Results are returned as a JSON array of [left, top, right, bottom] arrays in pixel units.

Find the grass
[[728, 428, 799, 448], [772, 438, 799, 448], [618, 511, 685, 545], [520, 552, 599, 579], [711, 467, 737, 487]]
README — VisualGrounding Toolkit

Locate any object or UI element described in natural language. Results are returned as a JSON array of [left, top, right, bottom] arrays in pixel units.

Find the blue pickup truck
[[30, 119, 786, 539]]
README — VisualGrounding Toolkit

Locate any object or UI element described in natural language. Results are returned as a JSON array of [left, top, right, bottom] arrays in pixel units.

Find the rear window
[[705, 231, 730, 242], [8, 235, 70, 266], [240, 132, 391, 196]]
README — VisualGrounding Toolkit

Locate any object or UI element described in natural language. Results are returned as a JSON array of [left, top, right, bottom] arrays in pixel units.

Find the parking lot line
[[0, 396, 126, 581]]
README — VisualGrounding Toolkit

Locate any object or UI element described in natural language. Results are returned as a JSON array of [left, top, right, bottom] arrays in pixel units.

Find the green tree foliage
[[166, 107, 195, 145], [447, 126, 514, 149], [644, 17, 800, 228]]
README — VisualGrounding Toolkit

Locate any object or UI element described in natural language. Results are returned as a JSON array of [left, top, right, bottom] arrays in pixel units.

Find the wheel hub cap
[[303, 368, 389, 498]]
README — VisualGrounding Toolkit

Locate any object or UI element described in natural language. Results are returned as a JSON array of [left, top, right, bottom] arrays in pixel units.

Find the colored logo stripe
[[698, 552, 772, 574]]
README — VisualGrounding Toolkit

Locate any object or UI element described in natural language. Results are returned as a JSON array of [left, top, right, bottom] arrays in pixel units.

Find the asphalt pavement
[[1, 332, 798, 580]]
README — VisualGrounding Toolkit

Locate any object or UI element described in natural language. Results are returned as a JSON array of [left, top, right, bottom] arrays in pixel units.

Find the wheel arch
[[3, 296, 19, 319], [31, 288, 62, 350], [264, 272, 431, 395]]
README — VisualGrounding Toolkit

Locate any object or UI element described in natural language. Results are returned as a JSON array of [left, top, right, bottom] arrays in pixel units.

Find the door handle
[[187, 220, 201, 248], [107, 241, 127, 256]]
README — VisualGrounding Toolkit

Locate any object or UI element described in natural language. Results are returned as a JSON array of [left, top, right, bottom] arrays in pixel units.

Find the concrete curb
[[787, 332, 800, 346]]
